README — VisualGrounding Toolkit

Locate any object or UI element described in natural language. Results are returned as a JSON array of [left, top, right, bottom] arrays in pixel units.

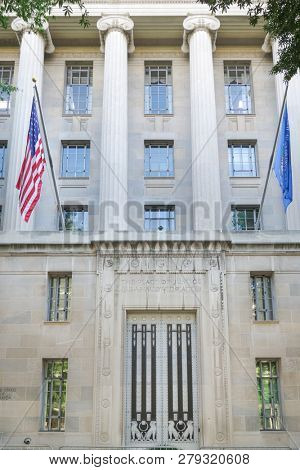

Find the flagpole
[[255, 83, 289, 230], [32, 78, 65, 231]]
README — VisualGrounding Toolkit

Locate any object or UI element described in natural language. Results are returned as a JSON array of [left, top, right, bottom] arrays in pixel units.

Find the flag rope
[[255, 83, 289, 230], [32, 80, 65, 231]]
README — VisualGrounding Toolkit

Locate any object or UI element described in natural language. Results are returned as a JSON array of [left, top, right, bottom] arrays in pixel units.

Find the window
[[228, 142, 257, 177], [0, 64, 14, 113], [231, 206, 260, 231], [0, 142, 6, 178], [144, 205, 175, 231], [60, 205, 88, 232], [144, 142, 174, 177], [48, 275, 72, 321], [42, 359, 68, 431], [145, 64, 172, 114], [251, 275, 273, 321], [256, 360, 282, 430], [61, 142, 90, 178], [65, 64, 93, 114], [224, 63, 252, 114]]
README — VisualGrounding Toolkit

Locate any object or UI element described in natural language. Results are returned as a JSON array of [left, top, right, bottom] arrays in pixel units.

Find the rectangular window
[[144, 142, 174, 177], [145, 64, 173, 114], [144, 205, 175, 232], [42, 359, 68, 431], [228, 142, 257, 177], [224, 63, 252, 114], [231, 206, 260, 231], [256, 360, 282, 430], [61, 142, 90, 178], [251, 275, 273, 321], [0, 142, 6, 178], [60, 205, 88, 232], [48, 275, 72, 321], [65, 64, 93, 114], [0, 64, 14, 113]]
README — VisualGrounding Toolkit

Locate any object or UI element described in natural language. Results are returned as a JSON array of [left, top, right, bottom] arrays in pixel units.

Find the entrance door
[[125, 313, 199, 448]]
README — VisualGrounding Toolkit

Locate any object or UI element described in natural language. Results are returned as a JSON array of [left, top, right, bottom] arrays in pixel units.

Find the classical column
[[97, 15, 134, 233], [263, 36, 300, 231], [4, 19, 54, 232], [182, 15, 221, 233]]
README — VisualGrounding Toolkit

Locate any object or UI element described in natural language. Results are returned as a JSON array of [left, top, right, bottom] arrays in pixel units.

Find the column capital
[[11, 18, 55, 54], [182, 15, 220, 53], [262, 33, 273, 53], [97, 15, 135, 53]]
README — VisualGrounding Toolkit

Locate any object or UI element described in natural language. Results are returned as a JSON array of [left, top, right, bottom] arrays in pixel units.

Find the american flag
[[16, 98, 46, 222]]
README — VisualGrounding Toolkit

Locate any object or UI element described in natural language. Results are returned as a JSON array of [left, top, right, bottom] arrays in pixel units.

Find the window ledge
[[226, 113, 256, 117], [59, 177, 90, 181], [44, 321, 70, 324], [39, 430, 65, 433], [144, 114, 174, 117], [144, 176, 175, 180], [253, 320, 279, 324], [62, 114, 92, 118], [230, 177, 260, 180], [259, 429, 286, 433]]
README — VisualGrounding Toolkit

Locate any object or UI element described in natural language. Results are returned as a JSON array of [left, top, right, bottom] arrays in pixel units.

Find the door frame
[[122, 308, 203, 448]]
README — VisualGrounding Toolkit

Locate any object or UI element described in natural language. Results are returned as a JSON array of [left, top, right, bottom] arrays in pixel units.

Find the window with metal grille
[[256, 360, 282, 430], [0, 64, 14, 113], [0, 142, 6, 178], [228, 142, 257, 177], [42, 359, 68, 431], [224, 63, 253, 114], [145, 64, 173, 114], [60, 205, 88, 231], [144, 142, 174, 177], [144, 205, 175, 231], [48, 275, 72, 321], [231, 206, 260, 231], [61, 142, 90, 178], [65, 64, 93, 114], [251, 275, 273, 321]]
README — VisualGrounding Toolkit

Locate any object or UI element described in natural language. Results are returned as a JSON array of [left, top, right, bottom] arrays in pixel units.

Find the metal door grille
[[125, 314, 198, 448]]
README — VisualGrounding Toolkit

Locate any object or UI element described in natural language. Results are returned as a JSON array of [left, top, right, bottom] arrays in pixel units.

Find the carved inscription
[[0, 388, 16, 400]]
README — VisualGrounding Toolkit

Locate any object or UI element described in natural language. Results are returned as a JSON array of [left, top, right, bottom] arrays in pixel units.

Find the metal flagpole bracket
[[32, 78, 66, 231]]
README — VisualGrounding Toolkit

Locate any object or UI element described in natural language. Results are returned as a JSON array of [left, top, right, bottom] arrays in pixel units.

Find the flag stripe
[[16, 99, 46, 222]]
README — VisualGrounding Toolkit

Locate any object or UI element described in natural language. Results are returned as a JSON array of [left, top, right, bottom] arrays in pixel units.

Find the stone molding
[[95, 241, 230, 256], [11, 18, 55, 54], [261, 33, 272, 54], [97, 15, 135, 53], [181, 15, 220, 53]]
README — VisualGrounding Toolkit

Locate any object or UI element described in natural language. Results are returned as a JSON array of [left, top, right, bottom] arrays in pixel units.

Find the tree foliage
[[0, 1, 89, 30], [199, 0, 300, 81], [0, 2, 89, 94]]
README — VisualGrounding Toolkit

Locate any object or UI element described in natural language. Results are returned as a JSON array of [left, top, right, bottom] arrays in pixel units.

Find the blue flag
[[273, 104, 293, 211]]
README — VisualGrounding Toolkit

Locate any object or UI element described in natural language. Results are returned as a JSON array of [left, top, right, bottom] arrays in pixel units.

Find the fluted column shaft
[[271, 40, 300, 231], [97, 16, 134, 233], [183, 15, 221, 233], [4, 19, 52, 232]]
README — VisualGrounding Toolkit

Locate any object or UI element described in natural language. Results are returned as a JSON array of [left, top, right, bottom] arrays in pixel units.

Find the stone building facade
[[0, 0, 300, 450]]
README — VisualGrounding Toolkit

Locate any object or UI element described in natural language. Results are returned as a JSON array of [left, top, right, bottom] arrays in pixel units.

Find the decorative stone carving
[[11, 18, 55, 54], [182, 15, 220, 53], [97, 15, 135, 53]]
